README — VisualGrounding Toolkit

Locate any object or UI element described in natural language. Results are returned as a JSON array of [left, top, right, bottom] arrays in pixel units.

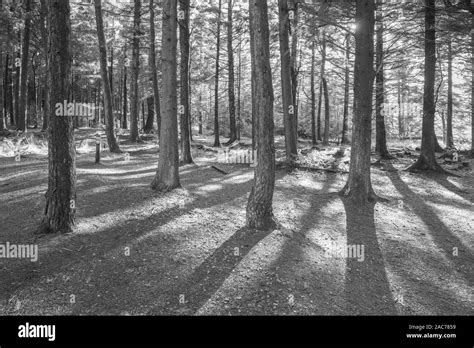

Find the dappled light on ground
[[0, 135, 472, 315]]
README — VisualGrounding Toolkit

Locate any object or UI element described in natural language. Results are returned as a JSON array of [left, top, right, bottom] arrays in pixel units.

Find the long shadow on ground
[[146, 170, 288, 315], [190, 173, 345, 315], [147, 227, 273, 315], [342, 199, 397, 315], [425, 172, 474, 204], [386, 169, 474, 287], [0, 167, 256, 313]]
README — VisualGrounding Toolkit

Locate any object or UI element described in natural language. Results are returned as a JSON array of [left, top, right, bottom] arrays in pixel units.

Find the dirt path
[[0, 133, 472, 315]]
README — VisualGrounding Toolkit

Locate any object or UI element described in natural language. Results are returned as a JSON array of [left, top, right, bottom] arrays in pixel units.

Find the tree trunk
[[3, 52, 10, 129], [213, 0, 222, 147], [0, 0, 3, 129], [317, 30, 326, 142], [14, 39, 20, 127], [179, 0, 193, 163], [144, 95, 154, 133], [249, 5, 256, 152], [237, 41, 242, 140], [0, 1, 3, 130], [246, 0, 277, 231], [0, 51, 3, 132], [141, 100, 145, 130], [93, 86, 96, 122], [316, 79, 324, 141], [342, 33, 351, 145], [129, 0, 141, 142], [116, 85, 121, 119], [151, 0, 181, 191], [31, 56, 38, 127], [8, 51, 14, 126], [278, 0, 298, 162], [37, 0, 76, 235], [446, 36, 454, 148], [94, 0, 120, 152], [109, 46, 113, 96], [40, 0, 49, 132], [198, 88, 203, 134], [226, 0, 237, 144], [122, 57, 128, 129], [471, 10, 474, 154], [290, 0, 299, 133], [322, 77, 330, 145], [341, 0, 377, 203], [149, 0, 161, 136], [18, 0, 31, 132], [1, 53, 5, 131], [72, 74, 79, 129], [408, 0, 444, 172], [375, 4, 389, 158], [311, 39, 316, 145], [441, 110, 446, 144], [397, 79, 404, 137]]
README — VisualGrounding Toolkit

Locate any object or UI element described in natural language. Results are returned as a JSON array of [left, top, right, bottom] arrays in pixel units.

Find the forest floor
[[0, 129, 473, 315]]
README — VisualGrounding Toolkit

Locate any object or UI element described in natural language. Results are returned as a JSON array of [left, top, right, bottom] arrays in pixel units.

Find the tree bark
[[3, 48, 10, 129], [317, 30, 326, 142], [122, 53, 128, 129], [471, 11, 474, 154], [198, 87, 203, 134], [14, 36, 20, 127], [149, 0, 161, 136], [249, 7, 257, 153], [8, 51, 14, 126], [0, 51, 3, 132], [144, 95, 154, 133], [290, 0, 299, 133], [341, 0, 377, 203], [246, 0, 277, 231], [1, 53, 5, 131], [226, 0, 237, 144], [0, 2, 2, 119], [94, 0, 120, 152], [322, 77, 330, 145], [397, 79, 404, 137], [129, 0, 141, 142], [213, 0, 222, 147], [311, 39, 316, 145], [141, 99, 145, 129], [237, 40, 242, 140], [446, 36, 454, 148], [37, 0, 76, 234], [109, 46, 113, 97], [39, 0, 49, 132], [179, 0, 193, 163], [375, 3, 390, 158], [0, 1, 8, 130], [151, 0, 181, 191], [408, 0, 445, 172], [0, 0, 3, 130], [342, 33, 351, 145], [18, 0, 31, 132], [441, 110, 446, 144], [278, 0, 298, 162], [249, 5, 256, 152]]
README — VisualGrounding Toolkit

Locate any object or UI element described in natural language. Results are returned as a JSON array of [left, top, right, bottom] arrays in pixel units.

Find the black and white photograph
[[0, 0, 473, 345]]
